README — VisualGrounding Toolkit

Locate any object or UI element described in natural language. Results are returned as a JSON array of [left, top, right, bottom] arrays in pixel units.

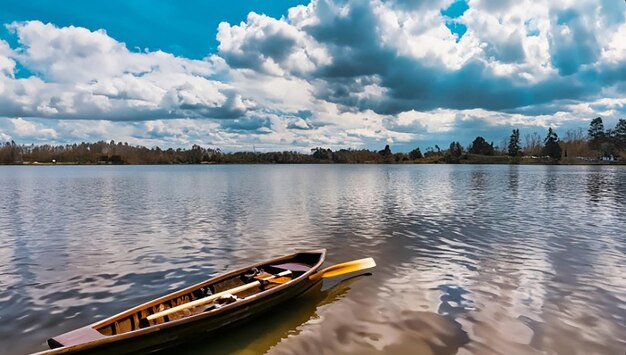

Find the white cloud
[[217, 12, 329, 76], [0, 21, 248, 120], [56, 120, 118, 141], [10, 117, 58, 138], [0, 39, 16, 77], [0, 131, 11, 142], [601, 22, 626, 64], [0, 0, 625, 150], [8, 21, 214, 82], [215, 0, 626, 118]]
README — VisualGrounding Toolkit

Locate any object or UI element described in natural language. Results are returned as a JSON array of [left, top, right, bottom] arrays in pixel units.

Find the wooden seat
[[270, 262, 311, 273]]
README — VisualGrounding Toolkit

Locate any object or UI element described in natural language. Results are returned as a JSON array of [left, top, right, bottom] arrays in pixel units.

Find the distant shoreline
[[2, 139, 624, 166], [4, 159, 625, 166]]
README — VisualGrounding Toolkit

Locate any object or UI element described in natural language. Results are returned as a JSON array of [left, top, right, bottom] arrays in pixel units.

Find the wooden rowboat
[[36, 250, 374, 354]]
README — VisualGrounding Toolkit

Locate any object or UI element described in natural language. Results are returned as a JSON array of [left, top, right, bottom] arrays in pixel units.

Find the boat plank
[[39, 250, 327, 355]]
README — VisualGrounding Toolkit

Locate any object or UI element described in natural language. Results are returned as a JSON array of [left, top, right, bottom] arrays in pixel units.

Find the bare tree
[[524, 132, 542, 156]]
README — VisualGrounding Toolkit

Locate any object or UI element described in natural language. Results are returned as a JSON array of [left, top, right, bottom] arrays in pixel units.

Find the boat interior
[[93, 252, 321, 336]]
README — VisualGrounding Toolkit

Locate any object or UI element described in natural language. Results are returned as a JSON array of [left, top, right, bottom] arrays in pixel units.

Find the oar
[[309, 257, 376, 281], [146, 257, 376, 321], [146, 270, 291, 321]]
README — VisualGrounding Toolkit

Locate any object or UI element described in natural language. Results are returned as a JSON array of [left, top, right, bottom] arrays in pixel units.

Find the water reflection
[[543, 165, 558, 195], [586, 167, 610, 204], [0, 165, 624, 354], [175, 274, 368, 355], [508, 165, 519, 193], [470, 168, 487, 192], [263, 276, 469, 355]]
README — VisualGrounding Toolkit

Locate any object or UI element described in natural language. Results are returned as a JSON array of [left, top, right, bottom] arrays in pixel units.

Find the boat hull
[[37, 250, 326, 354]]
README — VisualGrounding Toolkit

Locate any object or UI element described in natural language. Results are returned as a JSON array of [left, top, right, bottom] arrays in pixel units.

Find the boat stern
[[47, 326, 105, 349]]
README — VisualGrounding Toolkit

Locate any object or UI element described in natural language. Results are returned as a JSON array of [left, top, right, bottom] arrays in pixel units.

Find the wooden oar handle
[[146, 270, 291, 321]]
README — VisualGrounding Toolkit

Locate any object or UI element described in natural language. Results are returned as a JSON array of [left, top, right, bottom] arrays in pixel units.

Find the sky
[[0, 0, 625, 152]]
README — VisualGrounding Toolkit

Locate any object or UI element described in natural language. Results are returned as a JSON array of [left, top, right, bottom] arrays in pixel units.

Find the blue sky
[[0, 0, 308, 59], [0, 0, 625, 152]]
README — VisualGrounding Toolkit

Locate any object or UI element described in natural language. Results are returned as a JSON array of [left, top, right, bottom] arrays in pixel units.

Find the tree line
[[1, 117, 624, 165], [502, 117, 626, 161]]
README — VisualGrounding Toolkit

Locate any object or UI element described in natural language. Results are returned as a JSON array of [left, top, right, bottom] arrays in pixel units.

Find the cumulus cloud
[[287, 117, 313, 130], [548, 8, 600, 76], [9, 117, 57, 139], [0, 40, 16, 76], [219, 116, 272, 133], [0, 0, 625, 150], [214, 0, 625, 126], [217, 12, 329, 76], [0, 21, 248, 120], [0, 131, 11, 142]]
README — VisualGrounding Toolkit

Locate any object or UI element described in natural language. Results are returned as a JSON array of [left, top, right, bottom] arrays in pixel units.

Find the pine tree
[[508, 129, 521, 157], [542, 127, 562, 160], [588, 117, 605, 150], [613, 118, 626, 151]]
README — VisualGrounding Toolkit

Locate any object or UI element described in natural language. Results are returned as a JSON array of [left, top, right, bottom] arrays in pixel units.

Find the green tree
[[508, 129, 521, 157], [311, 147, 332, 160], [408, 147, 423, 160], [588, 117, 605, 150], [469, 136, 495, 155], [542, 127, 562, 160], [613, 118, 626, 151], [378, 145, 392, 157], [450, 141, 463, 157], [445, 141, 464, 162], [188, 144, 205, 164]]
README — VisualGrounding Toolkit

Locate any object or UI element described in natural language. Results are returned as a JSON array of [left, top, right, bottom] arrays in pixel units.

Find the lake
[[0, 164, 624, 354]]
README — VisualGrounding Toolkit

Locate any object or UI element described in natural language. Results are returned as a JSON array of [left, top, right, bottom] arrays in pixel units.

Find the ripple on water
[[0, 165, 624, 354]]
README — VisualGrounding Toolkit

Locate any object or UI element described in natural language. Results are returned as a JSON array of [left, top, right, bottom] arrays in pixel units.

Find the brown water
[[0, 165, 624, 354]]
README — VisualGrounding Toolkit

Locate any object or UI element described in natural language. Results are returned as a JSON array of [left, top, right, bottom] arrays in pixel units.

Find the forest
[[1, 117, 625, 165]]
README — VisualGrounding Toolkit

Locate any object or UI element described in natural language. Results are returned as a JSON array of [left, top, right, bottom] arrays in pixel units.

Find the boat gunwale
[[42, 249, 326, 353]]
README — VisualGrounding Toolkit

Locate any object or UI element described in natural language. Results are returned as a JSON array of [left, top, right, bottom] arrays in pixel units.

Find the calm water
[[0, 165, 625, 355]]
